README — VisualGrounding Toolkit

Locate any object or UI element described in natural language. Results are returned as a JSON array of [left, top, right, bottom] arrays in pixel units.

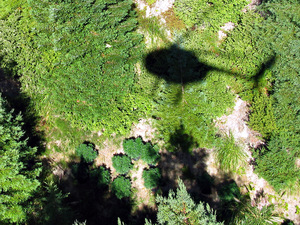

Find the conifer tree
[[0, 95, 40, 224], [156, 180, 223, 225]]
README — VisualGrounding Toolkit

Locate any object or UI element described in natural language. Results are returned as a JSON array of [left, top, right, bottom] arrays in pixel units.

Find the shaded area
[[169, 123, 197, 153], [156, 124, 260, 224], [0, 67, 45, 152], [145, 44, 218, 85], [144, 44, 276, 95], [55, 158, 156, 225]]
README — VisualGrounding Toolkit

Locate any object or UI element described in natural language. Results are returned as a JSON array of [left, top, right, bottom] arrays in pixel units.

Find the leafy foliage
[[174, 0, 248, 30], [112, 155, 133, 175], [0, 0, 148, 135], [248, 93, 277, 139], [142, 168, 161, 189], [75, 143, 97, 163], [0, 95, 40, 224], [250, 0, 300, 191], [111, 176, 132, 199], [156, 179, 223, 225]]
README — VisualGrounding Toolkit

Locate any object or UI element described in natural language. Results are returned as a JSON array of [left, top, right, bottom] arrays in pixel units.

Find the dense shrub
[[123, 137, 144, 160], [123, 137, 160, 165], [111, 176, 131, 199], [90, 166, 111, 187], [141, 143, 160, 165], [75, 143, 97, 163], [142, 168, 161, 189], [112, 155, 133, 175], [18, 0, 145, 134], [249, 0, 300, 191]]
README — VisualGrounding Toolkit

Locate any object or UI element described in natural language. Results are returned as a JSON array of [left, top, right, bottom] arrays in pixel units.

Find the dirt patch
[[135, 0, 175, 18], [130, 118, 156, 142], [94, 139, 124, 177], [130, 160, 155, 209]]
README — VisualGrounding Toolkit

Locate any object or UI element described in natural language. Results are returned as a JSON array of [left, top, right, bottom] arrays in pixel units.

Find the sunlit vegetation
[[0, 0, 299, 224]]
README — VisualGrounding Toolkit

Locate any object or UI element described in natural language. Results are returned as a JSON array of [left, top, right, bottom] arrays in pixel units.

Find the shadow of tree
[[0, 66, 45, 153]]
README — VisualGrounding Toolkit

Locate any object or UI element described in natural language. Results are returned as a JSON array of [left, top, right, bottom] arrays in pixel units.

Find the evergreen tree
[[156, 180, 223, 225], [0, 94, 40, 224]]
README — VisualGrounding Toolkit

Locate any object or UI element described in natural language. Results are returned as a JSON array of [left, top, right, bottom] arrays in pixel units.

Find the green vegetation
[[0, 95, 40, 224], [123, 137, 144, 160], [156, 179, 223, 225], [0, 0, 299, 224], [112, 155, 133, 175], [112, 176, 132, 199], [90, 166, 111, 187], [250, 0, 300, 192], [142, 168, 161, 189], [174, 0, 248, 29], [123, 137, 160, 165], [75, 143, 97, 163]]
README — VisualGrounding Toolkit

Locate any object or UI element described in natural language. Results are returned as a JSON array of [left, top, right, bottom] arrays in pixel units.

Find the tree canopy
[[0, 95, 40, 224]]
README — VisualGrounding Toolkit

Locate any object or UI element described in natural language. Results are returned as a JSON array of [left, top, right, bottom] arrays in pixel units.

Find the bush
[[143, 168, 161, 189], [111, 176, 131, 199], [123, 137, 144, 160], [112, 155, 133, 175], [141, 143, 160, 165], [123, 137, 160, 165], [75, 143, 97, 163], [90, 166, 111, 187]]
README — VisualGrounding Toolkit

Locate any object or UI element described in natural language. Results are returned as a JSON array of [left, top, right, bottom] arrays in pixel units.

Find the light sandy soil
[[135, 0, 175, 18], [94, 139, 124, 178]]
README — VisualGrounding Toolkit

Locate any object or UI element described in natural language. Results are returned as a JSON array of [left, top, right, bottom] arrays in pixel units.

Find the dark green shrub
[[90, 166, 111, 187], [71, 162, 89, 183], [123, 137, 144, 160], [112, 155, 133, 175], [75, 143, 97, 163], [123, 137, 160, 165], [141, 143, 160, 165], [111, 176, 131, 199], [142, 168, 161, 189]]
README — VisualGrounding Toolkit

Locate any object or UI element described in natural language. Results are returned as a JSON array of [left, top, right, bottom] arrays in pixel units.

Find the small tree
[[75, 143, 97, 163], [111, 176, 131, 199], [143, 168, 161, 189], [156, 179, 223, 225], [112, 155, 132, 175]]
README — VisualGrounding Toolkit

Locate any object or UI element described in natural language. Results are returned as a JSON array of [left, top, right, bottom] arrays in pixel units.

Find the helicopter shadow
[[144, 44, 276, 103]]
